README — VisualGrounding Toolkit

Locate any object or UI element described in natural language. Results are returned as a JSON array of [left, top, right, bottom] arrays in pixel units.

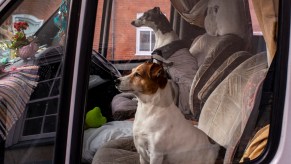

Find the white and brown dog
[[115, 62, 219, 164]]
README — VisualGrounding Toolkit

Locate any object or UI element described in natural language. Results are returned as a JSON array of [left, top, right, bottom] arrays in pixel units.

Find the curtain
[[170, 0, 208, 28], [252, 0, 278, 66]]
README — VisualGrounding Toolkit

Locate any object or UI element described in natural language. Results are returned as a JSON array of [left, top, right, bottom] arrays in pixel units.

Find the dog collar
[[152, 40, 188, 59]]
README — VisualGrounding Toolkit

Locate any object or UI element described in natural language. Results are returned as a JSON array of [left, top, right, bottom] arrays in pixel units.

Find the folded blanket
[[92, 136, 139, 164]]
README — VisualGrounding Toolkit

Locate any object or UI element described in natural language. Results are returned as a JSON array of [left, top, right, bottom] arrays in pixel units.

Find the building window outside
[[135, 13, 155, 55], [19, 59, 62, 141], [5, 52, 62, 145]]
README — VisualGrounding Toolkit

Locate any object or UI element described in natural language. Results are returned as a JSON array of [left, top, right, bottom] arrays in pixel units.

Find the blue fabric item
[[54, 0, 68, 40], [0, 57, 8, 64]]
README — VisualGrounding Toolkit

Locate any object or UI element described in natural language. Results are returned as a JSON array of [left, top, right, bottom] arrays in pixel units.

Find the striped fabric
[[0, 65, 39, 139]]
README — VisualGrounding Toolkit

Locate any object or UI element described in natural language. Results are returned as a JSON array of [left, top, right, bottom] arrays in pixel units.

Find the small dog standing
[[115, 62, 219, 164]]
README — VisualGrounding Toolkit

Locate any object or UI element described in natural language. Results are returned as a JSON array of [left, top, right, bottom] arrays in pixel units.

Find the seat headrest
[[171, 0, 252, 41], [205, 0, 251, 40]]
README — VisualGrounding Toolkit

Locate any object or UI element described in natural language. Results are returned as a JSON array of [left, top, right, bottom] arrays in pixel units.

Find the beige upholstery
[[189, 34, 247, 119], [198, 52, 268, 163], [186, 0, 253, 119], [198, 51, 252, 103]]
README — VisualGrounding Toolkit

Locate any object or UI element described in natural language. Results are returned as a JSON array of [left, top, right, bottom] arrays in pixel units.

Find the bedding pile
[[82, 121, 133, 163]]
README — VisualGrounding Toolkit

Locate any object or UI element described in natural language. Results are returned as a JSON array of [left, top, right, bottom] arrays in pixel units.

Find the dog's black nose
[[131, 20, 135, 25], [114, 78, 121, 85]]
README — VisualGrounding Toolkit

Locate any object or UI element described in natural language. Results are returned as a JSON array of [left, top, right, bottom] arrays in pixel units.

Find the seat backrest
[[197, 51, 252, 105], [189, 35, 249, 119], [187, 0, 253, 119], [197, 52, 268, 163]]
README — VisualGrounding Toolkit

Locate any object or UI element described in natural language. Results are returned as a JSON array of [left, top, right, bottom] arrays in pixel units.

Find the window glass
[[0, 0, 68, 163], [84, 0, 279, 163], [0, 0, 283, 163], [140, 31, 151, 51], [135, 13, 156, 55]]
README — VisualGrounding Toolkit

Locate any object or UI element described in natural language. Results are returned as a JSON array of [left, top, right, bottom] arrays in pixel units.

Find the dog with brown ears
[[115, 62, 219, 164]]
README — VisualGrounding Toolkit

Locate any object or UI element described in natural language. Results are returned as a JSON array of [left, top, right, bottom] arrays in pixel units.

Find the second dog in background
[[131, 7, 199, 118], [131, 7, 179, 50]]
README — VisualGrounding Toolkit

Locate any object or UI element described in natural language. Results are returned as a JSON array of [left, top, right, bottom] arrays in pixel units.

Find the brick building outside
[[4, 0, 260, 61], [93, 0, 171, 61]]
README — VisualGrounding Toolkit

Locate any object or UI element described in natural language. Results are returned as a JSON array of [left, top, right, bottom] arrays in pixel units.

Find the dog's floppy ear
[[153, 7, 161, 13], [150, 63, 167, 89]]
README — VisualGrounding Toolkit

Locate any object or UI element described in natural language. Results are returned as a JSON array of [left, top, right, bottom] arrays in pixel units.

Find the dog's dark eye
[[134, 72, 141, 78]]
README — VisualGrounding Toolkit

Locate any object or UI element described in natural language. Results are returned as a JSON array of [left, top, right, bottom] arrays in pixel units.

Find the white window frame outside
[[12, 14, 44, 37], [135, 13, 155, 56]]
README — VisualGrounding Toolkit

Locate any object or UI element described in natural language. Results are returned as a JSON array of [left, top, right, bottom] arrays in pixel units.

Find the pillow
[[82, 121, 133, 163], [111, 93, 138, 120]]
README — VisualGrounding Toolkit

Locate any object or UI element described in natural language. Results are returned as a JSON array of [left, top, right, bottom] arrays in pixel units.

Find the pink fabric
[[18, 43, 38, 60], [0, 65, 39, 139]]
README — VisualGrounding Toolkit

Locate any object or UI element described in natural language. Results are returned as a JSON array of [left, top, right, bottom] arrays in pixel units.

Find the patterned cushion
[[198, 51, 252, 103], [198, 52, 268, 150], [189, 34, 244, 120]]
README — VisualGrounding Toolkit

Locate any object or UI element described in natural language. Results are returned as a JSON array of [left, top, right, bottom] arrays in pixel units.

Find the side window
[[20, 61, 61, 141], [1, 0, 66, 163], [82, 0, 286, 164]]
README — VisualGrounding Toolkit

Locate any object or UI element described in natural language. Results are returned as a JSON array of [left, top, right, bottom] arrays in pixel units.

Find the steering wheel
[[91, 50, 121, 80]]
